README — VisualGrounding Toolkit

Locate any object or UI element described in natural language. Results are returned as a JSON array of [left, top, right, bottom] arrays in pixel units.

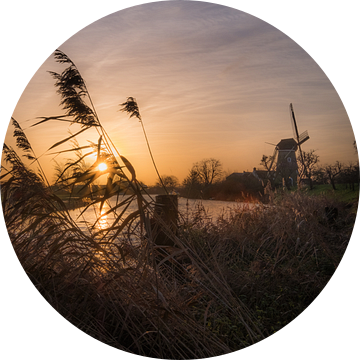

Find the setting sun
[[98, 162, 107, 171]]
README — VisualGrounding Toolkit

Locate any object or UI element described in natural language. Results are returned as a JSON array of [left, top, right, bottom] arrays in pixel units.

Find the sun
[[98, 162, 108, 171]]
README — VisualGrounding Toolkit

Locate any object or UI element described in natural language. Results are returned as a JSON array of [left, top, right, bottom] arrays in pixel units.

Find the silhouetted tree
[[182, 169, 203, 198], [354, 140, 357, 154], [191, 158, 223, 187], [260, 154, 275, 172], [313, 166, 327, 185], [324, 161, 343, 190], [155, 175, 179, 191], [341, 163, 359, 191], [298, 149, 319, 190]]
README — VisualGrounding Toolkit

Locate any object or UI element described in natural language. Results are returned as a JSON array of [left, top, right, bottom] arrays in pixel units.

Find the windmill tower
[[275, 138, 298, 187], [267, 104, 310, 188]]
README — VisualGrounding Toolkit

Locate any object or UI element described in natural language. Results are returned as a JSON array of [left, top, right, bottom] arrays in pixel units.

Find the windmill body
[[267, 104, 310, 189], [275, 138, 298, 187]]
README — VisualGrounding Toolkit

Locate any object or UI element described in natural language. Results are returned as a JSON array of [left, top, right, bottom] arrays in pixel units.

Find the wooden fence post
[[152, 194, 178, 246]]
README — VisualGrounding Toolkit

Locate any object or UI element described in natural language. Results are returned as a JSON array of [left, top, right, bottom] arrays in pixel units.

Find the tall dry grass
[[1, 141, 257, 357], [1, 147, 356, 357], [1, 50, 357, 358]]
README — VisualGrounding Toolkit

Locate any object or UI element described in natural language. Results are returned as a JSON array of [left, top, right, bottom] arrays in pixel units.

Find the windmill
[[266, 103, 310, 188]]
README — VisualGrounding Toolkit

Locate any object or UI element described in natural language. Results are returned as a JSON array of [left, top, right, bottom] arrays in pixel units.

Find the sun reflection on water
[[97, 204, 109, 230]]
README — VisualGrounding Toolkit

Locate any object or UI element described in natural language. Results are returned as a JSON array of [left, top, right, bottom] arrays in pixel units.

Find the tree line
[[151, 158, 224, 198], [53, 145, 358, 201], [150, 143, 359, 201]]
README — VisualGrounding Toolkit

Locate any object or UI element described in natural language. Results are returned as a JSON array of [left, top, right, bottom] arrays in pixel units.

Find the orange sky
[[3, 1, 358, 185]]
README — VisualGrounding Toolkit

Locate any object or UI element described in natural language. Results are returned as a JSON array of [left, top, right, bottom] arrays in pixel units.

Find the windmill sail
[[289, 103, 310, 183], [290, 103, 300, 141], [289, 103, 310, 146], [268, 146, 278, 174], [298, 130, 309, 145]]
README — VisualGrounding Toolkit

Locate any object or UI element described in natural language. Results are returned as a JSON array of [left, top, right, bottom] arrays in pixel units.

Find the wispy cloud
[[8, 1, 356, 184]]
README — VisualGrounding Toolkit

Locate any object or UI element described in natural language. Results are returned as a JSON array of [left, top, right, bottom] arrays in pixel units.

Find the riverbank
[[58, 182, 359, 214], [148, 182, 359, 205], [300, 183, 359, 204]]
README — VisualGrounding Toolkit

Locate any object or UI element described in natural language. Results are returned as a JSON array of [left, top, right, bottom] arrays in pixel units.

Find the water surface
[[69, 195, 254, 232]]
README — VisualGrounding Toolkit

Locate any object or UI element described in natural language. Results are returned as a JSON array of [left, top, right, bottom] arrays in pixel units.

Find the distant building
[[226, 168, 270, 184]]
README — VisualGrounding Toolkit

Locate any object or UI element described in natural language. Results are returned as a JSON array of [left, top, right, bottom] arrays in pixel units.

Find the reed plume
[[120, 97, 168, 193]]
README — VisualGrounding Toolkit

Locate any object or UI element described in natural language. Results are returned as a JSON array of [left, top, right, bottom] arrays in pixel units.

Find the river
[[69, 195, 255, 232]]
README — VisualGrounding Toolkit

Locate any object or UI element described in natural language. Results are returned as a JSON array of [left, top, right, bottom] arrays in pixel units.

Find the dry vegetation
[[1, 50, 358, 358], [1, 161, 355, 357]]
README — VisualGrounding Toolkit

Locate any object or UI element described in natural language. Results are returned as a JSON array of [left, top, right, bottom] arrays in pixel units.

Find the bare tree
[[260, 154, 275, 172], [183, 169, 199, 187], [313, 166, 327, 185], [298, 149, 319, 190], [191, 158, 223, 186], [324, 161, 343, 190], [341, 162, 359, 191], [182, 169, 202, 198], [155, 175, 179, 191]]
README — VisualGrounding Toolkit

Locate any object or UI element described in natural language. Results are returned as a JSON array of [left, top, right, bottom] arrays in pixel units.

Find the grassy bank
[[300, 183, 359, 204]]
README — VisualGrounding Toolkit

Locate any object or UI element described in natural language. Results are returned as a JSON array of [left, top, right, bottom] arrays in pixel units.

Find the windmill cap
[[277, 138, 298, 150]]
